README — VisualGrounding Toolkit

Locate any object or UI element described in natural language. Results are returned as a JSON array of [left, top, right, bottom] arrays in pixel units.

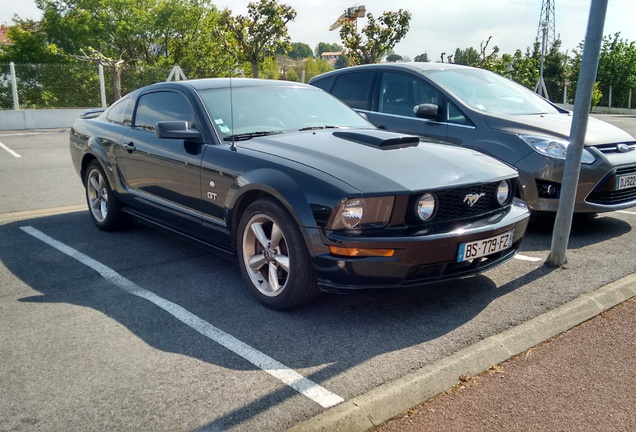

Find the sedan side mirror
[[414, 103, 440, 120], [156, 121, 202, 142]]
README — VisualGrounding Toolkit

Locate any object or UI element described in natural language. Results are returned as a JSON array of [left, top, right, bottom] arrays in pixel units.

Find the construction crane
[[329, 4, 366, 31]]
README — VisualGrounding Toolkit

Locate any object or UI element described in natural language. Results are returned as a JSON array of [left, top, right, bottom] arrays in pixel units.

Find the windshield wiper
[[223, 131, 284, 141], [298, 125, 339, 131]]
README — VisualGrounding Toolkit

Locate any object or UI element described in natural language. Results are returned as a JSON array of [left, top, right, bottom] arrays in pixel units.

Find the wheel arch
[[227, 168, 331, 255], [79, 137, 110, 184]]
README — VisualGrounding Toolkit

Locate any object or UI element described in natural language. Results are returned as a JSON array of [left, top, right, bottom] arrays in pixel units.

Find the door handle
[[122, 142, 136, 153]]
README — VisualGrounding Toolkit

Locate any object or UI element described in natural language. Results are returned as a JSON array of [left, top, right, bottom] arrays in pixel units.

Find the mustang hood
[[484, 112, 635, 146], [239, 129, 516, 193]]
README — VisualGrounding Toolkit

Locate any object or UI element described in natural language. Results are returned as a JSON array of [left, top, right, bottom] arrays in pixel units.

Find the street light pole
[[547, 0, 608, 266]]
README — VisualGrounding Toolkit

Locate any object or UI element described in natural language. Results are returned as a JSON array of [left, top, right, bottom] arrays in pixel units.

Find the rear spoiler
[[79, 108, 106, 119]]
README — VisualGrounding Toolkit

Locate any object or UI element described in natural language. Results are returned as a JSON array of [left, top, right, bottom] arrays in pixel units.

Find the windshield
[[197, 84, 372, 138], [428, 68, 560, 115]]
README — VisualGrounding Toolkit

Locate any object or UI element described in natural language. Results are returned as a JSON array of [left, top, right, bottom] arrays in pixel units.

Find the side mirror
[[414, 103, 440, 120], [155, 121, 202, 142]]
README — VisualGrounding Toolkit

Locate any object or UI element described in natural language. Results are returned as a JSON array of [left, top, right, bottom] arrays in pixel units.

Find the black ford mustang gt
[[70, 78, 530, 309]]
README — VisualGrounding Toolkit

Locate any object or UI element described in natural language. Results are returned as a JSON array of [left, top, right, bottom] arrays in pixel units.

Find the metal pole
[[547, 0, 608, 266], [10, 62, 19, 110], [98, 64, 107, 108]]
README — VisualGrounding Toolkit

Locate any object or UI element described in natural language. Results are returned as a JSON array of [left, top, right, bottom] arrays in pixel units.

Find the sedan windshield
[[197, 84, 372, 138], [429, 68, 560, 115]]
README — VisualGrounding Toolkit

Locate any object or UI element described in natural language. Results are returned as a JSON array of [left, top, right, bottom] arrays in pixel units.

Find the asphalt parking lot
[[1, 118, 635, 431]]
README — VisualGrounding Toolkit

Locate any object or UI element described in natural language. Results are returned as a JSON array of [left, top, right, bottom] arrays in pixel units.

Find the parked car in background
[[310, 63, 636, 214], [70, 78, 529, 310]]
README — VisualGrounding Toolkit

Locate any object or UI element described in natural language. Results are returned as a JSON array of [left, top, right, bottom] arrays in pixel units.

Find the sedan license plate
[[616, 173, 636, 190], [457, 230, 515, 262]]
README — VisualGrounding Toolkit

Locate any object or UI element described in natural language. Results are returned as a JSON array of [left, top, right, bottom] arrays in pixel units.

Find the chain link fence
[[0, 62, 179, 110]]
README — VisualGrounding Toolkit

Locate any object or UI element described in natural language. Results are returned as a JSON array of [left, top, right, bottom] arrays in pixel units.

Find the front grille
[[593, 141, 636, 154], [587, 165, 636, 205], [405, 182, 510, 226]]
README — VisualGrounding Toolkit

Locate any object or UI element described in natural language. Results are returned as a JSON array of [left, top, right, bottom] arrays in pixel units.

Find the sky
[[1, 0, 635, 60]]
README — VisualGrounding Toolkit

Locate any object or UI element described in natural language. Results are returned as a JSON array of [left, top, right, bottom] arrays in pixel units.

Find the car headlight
[[331, 197, 394, 230], [496, 180, 511, 205], [417, 192, 437, 221], [520, 135, 596, 164]]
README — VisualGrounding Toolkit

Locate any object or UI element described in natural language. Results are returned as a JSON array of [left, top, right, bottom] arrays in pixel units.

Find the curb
[[287, 272, 636, 432]]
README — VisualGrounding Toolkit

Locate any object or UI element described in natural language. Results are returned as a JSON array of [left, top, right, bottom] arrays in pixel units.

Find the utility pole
[[546, 0, 608, 267], [535, 0, 556, 99]]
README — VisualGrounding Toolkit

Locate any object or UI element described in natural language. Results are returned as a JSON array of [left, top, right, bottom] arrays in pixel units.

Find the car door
[[115, 90, 204, 235], [364, 71, 451, 143]]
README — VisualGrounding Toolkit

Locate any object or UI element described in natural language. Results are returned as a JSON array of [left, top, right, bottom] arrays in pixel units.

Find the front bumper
[[310, 199, 529, 291], [516, 150, 636, 213]]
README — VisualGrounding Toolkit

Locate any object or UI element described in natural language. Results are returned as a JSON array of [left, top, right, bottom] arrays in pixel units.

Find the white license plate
[[616, 174, 636, 190], [457, 230, 515, 262]]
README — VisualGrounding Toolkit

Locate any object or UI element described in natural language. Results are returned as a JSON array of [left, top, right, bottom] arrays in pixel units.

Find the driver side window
[[134, 91, 196, 132]]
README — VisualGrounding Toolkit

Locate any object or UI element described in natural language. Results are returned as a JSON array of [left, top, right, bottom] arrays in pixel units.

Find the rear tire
[[237, 198, 321, 310], [84, 160, 126, 231]]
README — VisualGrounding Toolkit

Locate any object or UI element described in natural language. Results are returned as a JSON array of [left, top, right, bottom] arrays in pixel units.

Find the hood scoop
[[333, 130, 420, 150]]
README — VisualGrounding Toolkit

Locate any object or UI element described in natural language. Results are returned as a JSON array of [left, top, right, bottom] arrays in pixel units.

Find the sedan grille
[[406, 182, 510, 225], [593, 141, 636, 154]]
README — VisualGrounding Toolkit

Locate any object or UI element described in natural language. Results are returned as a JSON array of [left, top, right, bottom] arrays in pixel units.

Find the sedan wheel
[[238, 198, 320, 309], [84, 160, 126, 231]]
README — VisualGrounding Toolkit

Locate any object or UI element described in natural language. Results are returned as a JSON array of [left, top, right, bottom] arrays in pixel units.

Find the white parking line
[[514, 254, 542, 262], [20, 226, 344, 409], [616, 210, 636, 215], [0, 141, 22, 158]]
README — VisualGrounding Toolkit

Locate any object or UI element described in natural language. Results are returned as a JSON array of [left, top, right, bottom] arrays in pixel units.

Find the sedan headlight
[[520, 135, 596, 164], [331, 197, 394, 230]]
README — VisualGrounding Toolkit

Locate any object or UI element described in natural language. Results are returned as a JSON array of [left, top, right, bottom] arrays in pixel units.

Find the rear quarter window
[[105, 97, 133, 126], [331, 71, 374, 110], [310, 75, 335, 92]]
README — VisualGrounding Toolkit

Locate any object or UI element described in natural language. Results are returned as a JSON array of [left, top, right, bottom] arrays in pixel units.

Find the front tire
[[84, 160, 126, 231], [237, 198, 320, 310]]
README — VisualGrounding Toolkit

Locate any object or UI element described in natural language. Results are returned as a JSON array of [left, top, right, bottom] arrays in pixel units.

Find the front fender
[[228, 168, 325, 230]]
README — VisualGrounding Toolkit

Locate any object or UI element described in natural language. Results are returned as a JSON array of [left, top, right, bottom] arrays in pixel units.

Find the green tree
[[0, 20, 60, 63], [296, 57, 332, 82], [285, 67, 299, 81], [489, 48, 539, 89], [568, 34, 636, 108], [287, 42, 312, 59], [339, 9, 411, 65], [541, 39, 569, 103], [334, 54, 349, 69], [453, 47, 478, 65], [219, 0, 296, 78], [258, 56, 280, 79], [414, 52, 429, 62], [314, 42, 343, 57], [34, 0, 231, 76], [595, 33, 636, 107], [386, 53, 403, 62]]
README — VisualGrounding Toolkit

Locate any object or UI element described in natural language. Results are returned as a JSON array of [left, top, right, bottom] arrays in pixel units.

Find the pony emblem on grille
[[464, 193, 485, 207]]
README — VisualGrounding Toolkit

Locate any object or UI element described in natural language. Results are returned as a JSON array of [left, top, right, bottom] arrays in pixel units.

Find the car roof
[[308, 62, 475, 82], [142, 78, 315, 91]]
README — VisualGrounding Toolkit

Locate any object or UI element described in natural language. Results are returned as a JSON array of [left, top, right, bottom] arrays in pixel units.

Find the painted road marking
[[616, 210, 636, 215], [514, 254, 542, 262], [20, 226, 344, 409], [0, 141, 21, 158]]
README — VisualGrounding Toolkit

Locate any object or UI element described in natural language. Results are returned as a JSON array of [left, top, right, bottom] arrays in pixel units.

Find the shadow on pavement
[[0, 210, 568, 430]]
